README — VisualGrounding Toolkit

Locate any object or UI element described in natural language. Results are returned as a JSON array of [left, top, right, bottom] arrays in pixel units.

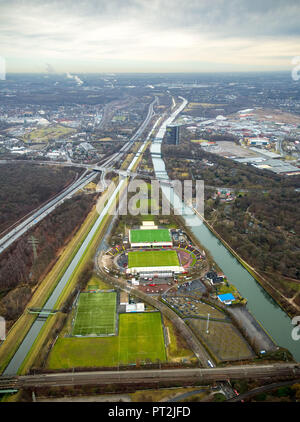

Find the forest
[[0, 192, 96, 326], [0, 163, 81, 233], [162, 139, 300, 314]]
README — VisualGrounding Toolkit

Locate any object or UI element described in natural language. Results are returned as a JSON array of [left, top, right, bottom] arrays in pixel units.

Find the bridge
[[93, 165, 174, 186], [27, 308, 60, 317]]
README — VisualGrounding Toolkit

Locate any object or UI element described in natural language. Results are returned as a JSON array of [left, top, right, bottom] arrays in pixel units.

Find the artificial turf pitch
[[48, 312, 166, 368], [128, 250, 179, 268], [72, 291, 117, 336], [130, 229, 171, 244]]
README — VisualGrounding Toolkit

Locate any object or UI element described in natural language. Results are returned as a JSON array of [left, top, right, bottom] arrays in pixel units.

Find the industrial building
[[233, 156, 300, 175]]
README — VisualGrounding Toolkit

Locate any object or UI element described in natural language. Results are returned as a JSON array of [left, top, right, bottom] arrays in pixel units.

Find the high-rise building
[[165, 124, 180, 145]]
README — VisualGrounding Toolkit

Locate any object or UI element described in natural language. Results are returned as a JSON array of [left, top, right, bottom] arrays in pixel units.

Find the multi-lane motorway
[[1, 96, 161, 376], [0, 170, 98, 255], [2, 95, 297, 395], [0, 97, 158, 256]]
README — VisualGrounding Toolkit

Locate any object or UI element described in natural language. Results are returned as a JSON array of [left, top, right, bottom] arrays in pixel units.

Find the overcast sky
[[1, 0, 300, 73]]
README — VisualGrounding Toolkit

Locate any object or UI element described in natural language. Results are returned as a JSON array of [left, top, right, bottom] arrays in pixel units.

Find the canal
[[2, 140, 148, 376], [150, 99, 299, 362]]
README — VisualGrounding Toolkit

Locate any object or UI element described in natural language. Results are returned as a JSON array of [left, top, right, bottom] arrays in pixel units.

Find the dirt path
[[37, 394, 132, 402]]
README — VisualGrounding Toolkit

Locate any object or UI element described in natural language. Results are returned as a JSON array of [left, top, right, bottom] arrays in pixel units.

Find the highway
[[1, 95, 160, 376], [2, 95, 299, 395], [129, 96, 158, 142], [0, 97, 158, 256], [95, 96, 158, 191], [99, 96, 158, 165], [1, 364, 299, 390], [94, 96, 214, 368]]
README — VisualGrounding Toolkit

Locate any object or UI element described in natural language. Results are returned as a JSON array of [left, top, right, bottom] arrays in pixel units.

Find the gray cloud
[[0, 0, 299, 72], [2, 0, 300, 38]]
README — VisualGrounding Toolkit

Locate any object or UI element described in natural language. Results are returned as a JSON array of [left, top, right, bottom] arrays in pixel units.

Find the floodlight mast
[[206, 313, 210, 334]]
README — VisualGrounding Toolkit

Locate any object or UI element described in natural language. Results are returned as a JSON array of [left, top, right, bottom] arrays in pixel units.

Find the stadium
[[126, 249, 183, 275], [101, 223, 205, 288]]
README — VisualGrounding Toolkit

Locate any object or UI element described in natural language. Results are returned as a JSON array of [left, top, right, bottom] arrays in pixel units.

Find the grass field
[[128, 250, 179, 268], [163, 317, 195, 362], [188, 319, 254, 362], [47, 312, 166, 368], [16, 140, 145, 375], [130, 229, 171, 244], [73, 292, 117, 336], [0, 205, 100, 375], [23, 125, 75, 143], [86, 275, 111, 291]]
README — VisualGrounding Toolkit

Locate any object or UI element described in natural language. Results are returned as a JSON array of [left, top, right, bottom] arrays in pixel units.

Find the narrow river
[[150, 100, 299, 362]]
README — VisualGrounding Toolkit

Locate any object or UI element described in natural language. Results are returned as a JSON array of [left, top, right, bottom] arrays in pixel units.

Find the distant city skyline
[[1, 0, 300, 73]]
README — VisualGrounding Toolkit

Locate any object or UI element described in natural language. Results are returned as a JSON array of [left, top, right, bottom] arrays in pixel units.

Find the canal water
[[150, 108, 300, 362], [2, 140, 148, 375], [2, 101, 298, 377]]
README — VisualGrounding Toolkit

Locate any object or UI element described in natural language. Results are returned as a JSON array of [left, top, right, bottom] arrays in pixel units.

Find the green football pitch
[[130, 229, 171, 244], [118, 312, 166, 364], [72, 291, 117, 336], [48, 312, 166, 368], [128, 250, 179, 268]]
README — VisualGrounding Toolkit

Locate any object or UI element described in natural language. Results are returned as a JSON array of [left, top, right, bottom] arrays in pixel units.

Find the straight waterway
[[2, 141, 146, 375], [3, 98, 299, 376]]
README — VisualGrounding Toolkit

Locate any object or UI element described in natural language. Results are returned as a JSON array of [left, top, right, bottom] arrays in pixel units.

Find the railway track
[[1, 364, 299, 390]]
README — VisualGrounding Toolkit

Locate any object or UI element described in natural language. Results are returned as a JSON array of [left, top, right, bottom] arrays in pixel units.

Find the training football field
[[130, 229, 171, 244], [128, 250, 179, 268], [48, 311, 166, 369], [118, 312, 166, 364], [72, 291, 117, 336]]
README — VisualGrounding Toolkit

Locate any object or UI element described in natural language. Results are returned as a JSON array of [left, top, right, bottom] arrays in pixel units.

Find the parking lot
[[176, 279, 207, 295], [138, 284, 171, 295], [163, 295, 227, 320]]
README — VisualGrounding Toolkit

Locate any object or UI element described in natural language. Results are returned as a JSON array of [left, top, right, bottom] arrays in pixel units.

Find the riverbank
[[0, 202, 99, 375], [198, 210, 298, 320], [149, 98, 300, 362]]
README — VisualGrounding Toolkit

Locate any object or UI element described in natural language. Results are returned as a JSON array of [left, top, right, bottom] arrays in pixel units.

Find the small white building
[[131, 278, 139, 286], [126, 303, 145, 313], [140, 221, 158, 230]]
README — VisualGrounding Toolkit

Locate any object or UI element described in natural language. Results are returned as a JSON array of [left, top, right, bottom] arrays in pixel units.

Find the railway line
[[1, 364, 299, 390]]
